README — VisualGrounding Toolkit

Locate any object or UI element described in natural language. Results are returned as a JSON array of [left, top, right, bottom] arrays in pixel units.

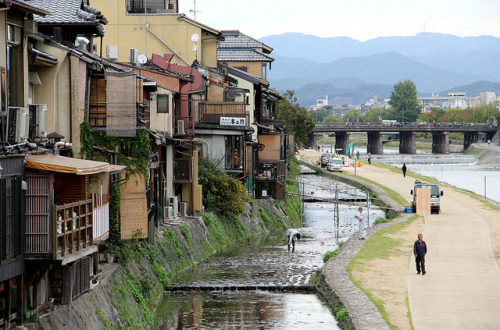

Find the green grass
[[465, 149, 481, 155], [346, 214, 420, 329]]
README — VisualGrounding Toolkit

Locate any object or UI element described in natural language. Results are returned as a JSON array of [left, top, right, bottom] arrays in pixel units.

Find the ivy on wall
[[80, 121, 150, 179]]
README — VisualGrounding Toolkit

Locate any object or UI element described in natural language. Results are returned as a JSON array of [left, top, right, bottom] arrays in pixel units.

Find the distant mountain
[[440, 81, 500, 96], [261, 32, 500, 63], [262, 32, 500, 106], [270, 52, 493, 93]]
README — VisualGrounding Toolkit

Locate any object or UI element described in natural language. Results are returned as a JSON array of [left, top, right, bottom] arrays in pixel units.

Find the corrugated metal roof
[[228, 66, 269, 87], [217, 49, 275, 62], [32, 0, 105, 25]]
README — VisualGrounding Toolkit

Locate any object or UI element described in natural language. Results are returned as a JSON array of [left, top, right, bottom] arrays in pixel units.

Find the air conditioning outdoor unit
[[177, 120, 185, 135], [164, 206, 174, 222], [29, 104, 48, 138], [168, 196, 178, 217], [7, 107, 29, 143], [179, 202, 188, 216], [106, 45, 118, 60], [129, 48, 139, 65]]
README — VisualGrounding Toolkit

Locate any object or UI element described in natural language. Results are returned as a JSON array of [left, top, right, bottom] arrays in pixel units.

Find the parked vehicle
[[320, 153, 334, 167], [327, 158, 343, 172], [410, 180, 443, 214]]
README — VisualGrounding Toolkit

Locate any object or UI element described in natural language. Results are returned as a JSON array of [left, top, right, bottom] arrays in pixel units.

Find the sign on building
[[220, 117, 246, 126]]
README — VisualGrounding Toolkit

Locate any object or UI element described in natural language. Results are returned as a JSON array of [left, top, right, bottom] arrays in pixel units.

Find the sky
[[186, 0, 500, 41]]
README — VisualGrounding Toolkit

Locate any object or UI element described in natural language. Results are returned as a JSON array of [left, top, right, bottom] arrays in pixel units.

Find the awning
[[108, 164, 127, 174], [25, 154, 110, 175]]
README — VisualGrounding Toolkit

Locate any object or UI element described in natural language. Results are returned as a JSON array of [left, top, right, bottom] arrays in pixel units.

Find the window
[[157, 95, 169, 113], [127, 0, 177, 13], [6, 23, 23, 107], [0, 175, 21, 262], [225, 135, 243, 171], [261, 64, 267, 80]]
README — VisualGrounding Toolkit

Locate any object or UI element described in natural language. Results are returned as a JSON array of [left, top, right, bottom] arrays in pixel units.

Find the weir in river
[[154, 168, 385, 328]]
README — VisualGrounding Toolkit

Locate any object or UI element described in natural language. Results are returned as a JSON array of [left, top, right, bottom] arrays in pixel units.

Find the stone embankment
[[35, 199, 299, 329], [306, 163, 409, 329]]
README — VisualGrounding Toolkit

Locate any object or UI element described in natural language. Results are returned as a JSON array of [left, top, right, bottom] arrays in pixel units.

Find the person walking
[[414, 233, 427, 275], [354, 207, 366, 240], [368, 154, 372, 165], [402, 163, 407, 177], [286, 228, 301, 248]]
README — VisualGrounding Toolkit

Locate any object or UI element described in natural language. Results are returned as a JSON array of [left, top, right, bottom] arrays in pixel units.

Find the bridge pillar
[[399, 131, 416, 154], [307, 133, 316, 148], [335, 132, 350, 155], [367, 132, 383, 154], [432, 132, 449, 154], [464, 132, 479, 150]]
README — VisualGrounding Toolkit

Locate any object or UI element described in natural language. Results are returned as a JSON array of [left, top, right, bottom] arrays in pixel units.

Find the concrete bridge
[[312, 122, 498, 154]]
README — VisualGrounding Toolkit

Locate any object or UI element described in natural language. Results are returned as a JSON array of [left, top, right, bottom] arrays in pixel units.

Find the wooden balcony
[[54, 199, 94, 260], [199, 102, 248, 125]]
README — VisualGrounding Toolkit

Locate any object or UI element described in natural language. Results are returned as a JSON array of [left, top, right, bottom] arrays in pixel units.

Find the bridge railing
[[314, 122, 498, 130]]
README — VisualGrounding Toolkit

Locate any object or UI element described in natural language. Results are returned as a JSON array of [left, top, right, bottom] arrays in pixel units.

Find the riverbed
[[154, 171, 385, 329]]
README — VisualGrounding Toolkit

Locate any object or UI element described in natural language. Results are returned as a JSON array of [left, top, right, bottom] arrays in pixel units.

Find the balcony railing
[[88, 103, 146, 129], [256, 160, 287, 181], [199, 102, 248, 125], [54, 199, 93, 259], [174, 158, 191, 183]]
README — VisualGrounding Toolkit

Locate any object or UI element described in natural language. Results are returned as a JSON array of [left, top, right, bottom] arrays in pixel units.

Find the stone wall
[[36, 199, 297, 329]]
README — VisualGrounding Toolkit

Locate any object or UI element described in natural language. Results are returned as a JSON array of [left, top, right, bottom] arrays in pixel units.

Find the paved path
[[342, 163, 500, 329]]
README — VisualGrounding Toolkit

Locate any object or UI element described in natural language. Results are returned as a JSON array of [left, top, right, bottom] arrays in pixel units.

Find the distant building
[[480, 92, 496, 105], [364, 96, 389, 110], [309, 95, 328, 110], [448, 92, 468, 109]]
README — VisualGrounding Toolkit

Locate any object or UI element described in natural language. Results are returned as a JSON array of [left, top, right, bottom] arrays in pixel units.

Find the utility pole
[[190, 0, 201, 20]]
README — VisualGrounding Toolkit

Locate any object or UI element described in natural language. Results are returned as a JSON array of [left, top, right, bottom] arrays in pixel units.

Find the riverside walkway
[[300, 148, 500, 329]]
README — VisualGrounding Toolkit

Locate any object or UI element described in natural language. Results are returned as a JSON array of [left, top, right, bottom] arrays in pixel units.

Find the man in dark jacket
[[414, 233, 427, 275], [402, 163, 407, 177]]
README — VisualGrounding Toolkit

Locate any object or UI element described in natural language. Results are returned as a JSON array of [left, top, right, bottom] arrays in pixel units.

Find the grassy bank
[[347, 214, 423, 330]]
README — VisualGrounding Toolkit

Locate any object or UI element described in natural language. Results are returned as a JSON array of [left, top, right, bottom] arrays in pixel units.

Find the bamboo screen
[[106, 72, 137, 137]]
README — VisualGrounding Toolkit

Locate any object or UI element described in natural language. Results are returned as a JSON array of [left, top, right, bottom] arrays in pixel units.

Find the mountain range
[[260, 33, 500, 106]]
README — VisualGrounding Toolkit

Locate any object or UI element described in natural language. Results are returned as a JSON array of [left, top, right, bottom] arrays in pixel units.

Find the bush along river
[[154, 167, 385, 329]]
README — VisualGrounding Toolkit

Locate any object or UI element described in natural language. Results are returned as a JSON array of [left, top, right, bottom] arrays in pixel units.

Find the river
[[154, 171, 385, 329]]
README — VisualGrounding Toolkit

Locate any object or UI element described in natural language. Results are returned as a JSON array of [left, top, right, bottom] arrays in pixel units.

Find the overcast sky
[[187, 0, 500, 41]]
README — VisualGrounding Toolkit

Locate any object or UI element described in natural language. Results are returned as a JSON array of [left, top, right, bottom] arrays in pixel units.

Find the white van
[[327, 158, 344, 172]]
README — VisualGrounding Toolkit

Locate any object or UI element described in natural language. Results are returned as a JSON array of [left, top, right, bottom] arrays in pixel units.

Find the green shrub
[[323, 250, 338, 262], [198, 157, 249, 215], [373, 217, 389, 225]]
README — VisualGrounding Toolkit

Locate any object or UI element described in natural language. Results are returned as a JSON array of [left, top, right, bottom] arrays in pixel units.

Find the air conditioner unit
[[129, 48, 139, 65], [168, 196, 178, 217], [7, 107, 29, 143], [164, 206, 174, 222], [106, 45, 118, 60], [177, 120, 185, 134], [179, 202, 188, 216], [29, 104, 48, 138]]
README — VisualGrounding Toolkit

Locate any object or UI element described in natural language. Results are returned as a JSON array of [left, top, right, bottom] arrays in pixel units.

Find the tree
[[342, 110, 362, 122], [276, 90, 315, 147], [473, 103, 499, 123], [322, 114, 341, 124], [388, 80, 421, 122], [362, 108, 386, 122]]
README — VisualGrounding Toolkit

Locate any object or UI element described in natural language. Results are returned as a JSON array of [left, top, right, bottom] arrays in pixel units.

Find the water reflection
[[154, 291, 338, 329]]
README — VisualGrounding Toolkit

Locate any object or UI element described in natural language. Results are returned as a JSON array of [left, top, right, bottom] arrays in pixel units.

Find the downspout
[[67, 53, 73, 143], [146, 25, 190, 66]]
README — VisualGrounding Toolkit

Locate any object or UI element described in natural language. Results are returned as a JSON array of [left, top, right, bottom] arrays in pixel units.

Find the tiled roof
[[217, 49, 275, 62], [30, 0, 106, 25], [219, 30, 273, 53], [13, 0, 51, 15]]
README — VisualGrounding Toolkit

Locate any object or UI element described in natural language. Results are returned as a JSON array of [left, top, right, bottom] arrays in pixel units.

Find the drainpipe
[[146, 25, 190, 66], [67, 53, 73, 143], [54, 142, 72, 155]]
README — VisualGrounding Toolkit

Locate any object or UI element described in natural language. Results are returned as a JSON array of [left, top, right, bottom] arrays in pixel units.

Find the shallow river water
[[154, 171, 385, 329]]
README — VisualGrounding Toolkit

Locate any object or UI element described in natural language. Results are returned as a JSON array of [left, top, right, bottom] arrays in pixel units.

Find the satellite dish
[[191, 33, 199, 42], [192, 44, 198, 52], [138, 54, 148, 64]]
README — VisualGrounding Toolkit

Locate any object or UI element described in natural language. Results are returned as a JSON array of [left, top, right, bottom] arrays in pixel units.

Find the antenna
[[189, 0, 201, 20]]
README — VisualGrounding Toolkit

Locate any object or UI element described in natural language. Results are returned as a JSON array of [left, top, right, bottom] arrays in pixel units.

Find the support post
[[335, 132, 350, 155], [399, 131, 416, 154], [367, 131, 383, 154], [463, 132, 479, 150], [432, 131, 449, 154]]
